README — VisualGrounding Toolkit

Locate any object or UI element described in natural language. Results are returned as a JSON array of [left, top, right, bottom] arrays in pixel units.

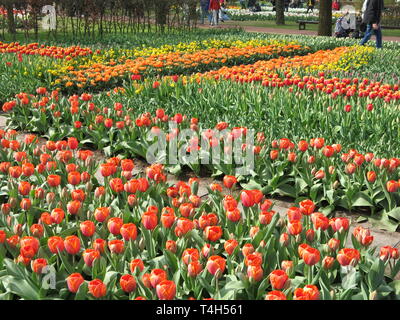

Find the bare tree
[[276, 0, 285, 25], [318, 0, 332, 36]]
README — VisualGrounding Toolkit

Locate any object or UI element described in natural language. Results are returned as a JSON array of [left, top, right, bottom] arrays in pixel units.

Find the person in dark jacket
[[306, 0, 315, 13], [360, 0, 384, 48], [200, 0, 211, 24], [284, 0, 290, 11]]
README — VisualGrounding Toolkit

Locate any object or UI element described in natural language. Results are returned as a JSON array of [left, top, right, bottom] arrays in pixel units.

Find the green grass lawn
[[224, 20, 400, 38]]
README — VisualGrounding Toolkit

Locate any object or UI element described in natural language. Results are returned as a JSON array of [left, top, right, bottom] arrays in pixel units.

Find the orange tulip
[[265, 290, 287, 300], [88, 279, 107, 298], [66, 273, 85, 293], [206, 256, 226, 278], [120, 274, 136, 293], [156, 280, 176, 300], [64, 236, 81, 255], [269, 270, 289, 290]]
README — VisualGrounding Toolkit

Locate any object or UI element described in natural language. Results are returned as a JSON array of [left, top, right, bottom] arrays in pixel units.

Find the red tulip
[[287, 206, 302, 222], [387, 180, 398, 192], [223, 175, 237, 189], [47, 174, 61, 187], [93, 238, 106, 253], [82, 249, 100, 267], [206, 256, 226, 277], [204, 226, 222, 242], [48, 236, 64, 254], [156, 280, 176, 300], [120, 274, 136, 293], [328, 238, 340, 251], [142, 211, 158, 230], [64, 236, 80, 255], [108, 239, 124, 254], [107, 217, 123, 235], [80, 220, 96, 237], [165, 240, 177, 253], [247, 265, 263, 282], [94, 207, 110, 223], [287, 220, 302, 236], [120, 223, 137, 241], [182, 248, 199, 265], [66, 273, 85, 293], [265, 290, 287, 300], [224, 239, 238, 255], [353, 226, 374, 246], [322, 256, 335, 269], [329, 217, 349, 233], [302, 246, 320, 266], [150, 269, 168, 288], [68, 171, 81, 185], [174, 218, 193, 237], [269, 270, 289, 290], [242, 243, 255, 256], [337, 248, 360, 266], [188, 260, 203, 277], [311, 212, 329, 230], [88, 279, 107, 298], [240, 190, 255, 207], [294, 285, 320, 300], [130, 259, 145, 273], [299, 199, 315, 216]]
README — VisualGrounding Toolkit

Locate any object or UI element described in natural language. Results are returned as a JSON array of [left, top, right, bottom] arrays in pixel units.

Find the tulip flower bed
[[2, 76, 400, 231], [50, 42, 308, 93], [0, 133, 399, 300], [1, 29, 400, 300]]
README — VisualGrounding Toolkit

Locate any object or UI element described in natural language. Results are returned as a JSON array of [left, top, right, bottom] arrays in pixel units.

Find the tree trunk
[[276, 0, 285, 25], [318, 0, 332, 36], [5, 2, 16, 39]]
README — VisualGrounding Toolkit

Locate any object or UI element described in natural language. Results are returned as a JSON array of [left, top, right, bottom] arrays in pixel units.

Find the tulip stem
[[308, 265, 313, 284]]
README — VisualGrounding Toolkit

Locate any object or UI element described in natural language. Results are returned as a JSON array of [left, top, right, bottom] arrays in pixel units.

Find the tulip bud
[[306, 229, 315, 242], [1, 203, 11, 215], [139, 237, 145, 251], [283, 278, 291, 290], [9, 197, 17, 208], [322, 256, 335, 269], [295, 234, 302, 243], [85, 182, 93, 193], [277, 218, 286, 228], [333, 181, 340, 189], [350, 258, 359, 268], [369, 290, 378, 300], [85, 157, 94, 167], [46, 192, 55, 204], [61, 187, 69, 200], [14, 223, 23, 236], [279, 233, 289, 247]]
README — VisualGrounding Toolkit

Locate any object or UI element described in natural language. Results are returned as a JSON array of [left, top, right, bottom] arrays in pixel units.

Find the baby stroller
[[334, 15, 352, 38], [351, 15, 365, 39]]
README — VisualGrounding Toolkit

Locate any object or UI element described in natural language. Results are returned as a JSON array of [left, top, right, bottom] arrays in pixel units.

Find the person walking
[[219, 0, 226, 22], [360, 0, 384, 48], [200, 0, 211, 24], [306, 0, 315, 13], [284, 0, 290, 11], [209, 0, 221, 26]]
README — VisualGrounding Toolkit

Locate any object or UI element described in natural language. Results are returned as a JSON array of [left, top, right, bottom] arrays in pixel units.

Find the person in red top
[[209, 0, 220, 26]]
